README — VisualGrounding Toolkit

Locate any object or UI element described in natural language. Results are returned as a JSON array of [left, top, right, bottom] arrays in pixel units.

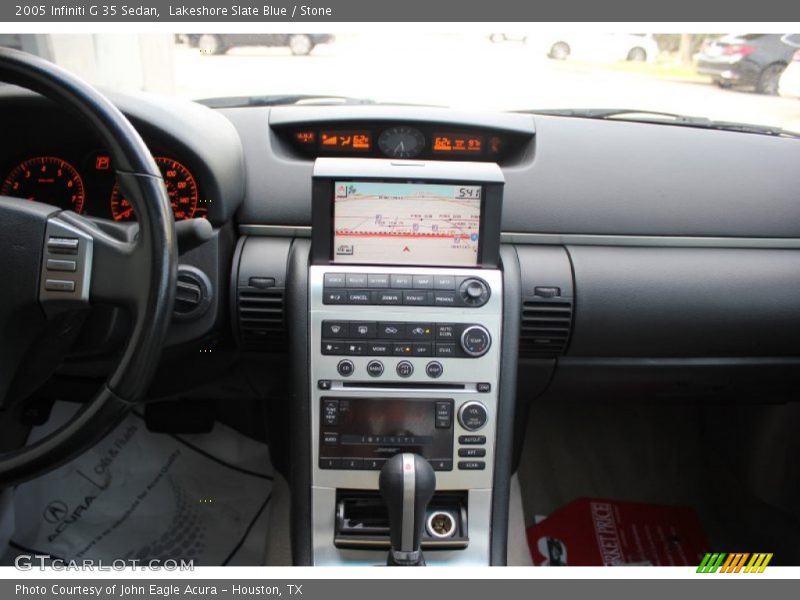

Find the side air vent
[[515, 245, 575, 359], [519, 298, 573, 358], [237, 288, 285, 351], [233, 237, 292, 353]]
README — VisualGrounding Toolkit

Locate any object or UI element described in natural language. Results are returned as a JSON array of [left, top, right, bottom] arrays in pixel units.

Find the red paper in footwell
[[526, 498, 711, 566]]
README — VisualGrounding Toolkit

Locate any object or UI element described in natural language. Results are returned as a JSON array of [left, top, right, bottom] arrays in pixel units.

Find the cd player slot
[[339, 381, 466, 391]]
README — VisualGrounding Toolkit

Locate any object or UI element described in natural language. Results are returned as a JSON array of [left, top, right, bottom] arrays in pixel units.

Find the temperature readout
[[319, 130, 372, 151], [432, 133, 484, 154]]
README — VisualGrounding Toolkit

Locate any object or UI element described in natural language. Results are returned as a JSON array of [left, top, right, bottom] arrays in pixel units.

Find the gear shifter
[[379, 453, 436, 566]]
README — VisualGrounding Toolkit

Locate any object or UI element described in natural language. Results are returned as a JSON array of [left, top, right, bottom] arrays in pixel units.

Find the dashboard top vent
[[519, 297, 573, 358]]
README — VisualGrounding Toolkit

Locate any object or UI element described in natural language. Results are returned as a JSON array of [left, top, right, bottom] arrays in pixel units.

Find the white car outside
[[527, 33, 660, 63]]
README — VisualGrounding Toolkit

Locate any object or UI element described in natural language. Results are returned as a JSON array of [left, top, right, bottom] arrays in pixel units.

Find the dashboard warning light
[[295, 131, 315, 144], [95, 155, 111, 170]]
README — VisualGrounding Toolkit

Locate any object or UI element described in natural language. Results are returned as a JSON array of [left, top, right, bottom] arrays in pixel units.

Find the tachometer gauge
[[378, 126, 425, 158], [110, 157, 200, 222], [1, 156, 86, 213]]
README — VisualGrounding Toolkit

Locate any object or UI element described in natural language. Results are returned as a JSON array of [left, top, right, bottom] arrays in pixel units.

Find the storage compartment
[[566, 246, 800, 358]]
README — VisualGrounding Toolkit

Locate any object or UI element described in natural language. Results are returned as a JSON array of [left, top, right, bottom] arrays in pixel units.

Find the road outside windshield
[[2, 32, 800, 130]]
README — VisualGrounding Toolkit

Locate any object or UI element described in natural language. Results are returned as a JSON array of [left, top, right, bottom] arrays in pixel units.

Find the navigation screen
[[332, 181, 482, 266]]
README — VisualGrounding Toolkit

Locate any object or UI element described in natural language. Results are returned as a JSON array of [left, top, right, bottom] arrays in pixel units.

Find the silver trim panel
[[313, 157, 505, 182], [239, 224, 800, 250]]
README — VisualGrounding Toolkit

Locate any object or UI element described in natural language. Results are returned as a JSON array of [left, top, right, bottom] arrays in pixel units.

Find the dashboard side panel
[[566, 246, 800, 357], [503, 116, 800, 238]]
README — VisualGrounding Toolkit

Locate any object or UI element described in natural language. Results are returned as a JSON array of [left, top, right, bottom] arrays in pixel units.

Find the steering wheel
[[0, 48, 177, 486]]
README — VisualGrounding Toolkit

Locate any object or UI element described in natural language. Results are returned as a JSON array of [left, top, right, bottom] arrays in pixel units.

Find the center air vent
[[519, 298, 573, 358]]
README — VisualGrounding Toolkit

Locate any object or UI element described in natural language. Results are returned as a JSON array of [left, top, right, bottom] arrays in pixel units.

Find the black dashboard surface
[[224, 105, 800, 239]]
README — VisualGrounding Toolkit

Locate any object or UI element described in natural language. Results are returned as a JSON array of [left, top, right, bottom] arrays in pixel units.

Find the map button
[[412, 275, 434, 289]]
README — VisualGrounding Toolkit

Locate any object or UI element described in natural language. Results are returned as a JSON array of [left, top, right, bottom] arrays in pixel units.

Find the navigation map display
[[332, 181, 482, 266]]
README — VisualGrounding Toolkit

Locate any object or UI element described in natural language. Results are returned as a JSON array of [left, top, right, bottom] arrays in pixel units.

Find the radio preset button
[[337, 360, 355, 377], [396, 361, 414, 377], [458, 401, 488, 431], [319, 458, 342, 469], [458, 447, 486, 457], [431, 459, 453, 471], [366, 360, 384, 377], [425, 361, 443, 378], [323, 400, 339, 426], [459, 435, 486, 445], [458, 460, 486, 471], [342, 458, 364, 470]]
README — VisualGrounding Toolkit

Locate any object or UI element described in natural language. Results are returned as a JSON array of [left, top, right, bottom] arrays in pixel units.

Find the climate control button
[[460, 325, 492, 357]]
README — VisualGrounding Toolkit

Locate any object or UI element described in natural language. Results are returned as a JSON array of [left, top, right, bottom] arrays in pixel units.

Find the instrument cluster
[[0, 150, 206, 222]]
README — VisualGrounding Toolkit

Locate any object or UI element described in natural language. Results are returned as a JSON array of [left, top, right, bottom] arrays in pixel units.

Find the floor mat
[[3, 401, 273, 566]]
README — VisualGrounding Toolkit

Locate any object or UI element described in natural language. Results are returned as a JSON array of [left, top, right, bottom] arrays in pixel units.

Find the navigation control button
[[425, 361, 443, 378], [345, 273, 368, 287], [323, 290, 347, 304], [346, 290, 371, 304], [374, 291, 402, 304], [396, 361, 414, 378], [458, 402, 488, 431], [337, 360, 355, 377], [458, 278, 490, 307], [323, 273, 346, 287], [390, 274, 413, 288], [412, 274, 434, 289], [367, 273, 390, 288], [433, 275, 455, 290], [366, 360, 384, 377], [403, 291, 431, 305], [433, 292, 456, 306]]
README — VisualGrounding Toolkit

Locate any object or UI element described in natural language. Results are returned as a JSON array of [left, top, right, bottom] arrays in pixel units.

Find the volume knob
[[460, 325, 492, 357], [459, 278, 490, 307]]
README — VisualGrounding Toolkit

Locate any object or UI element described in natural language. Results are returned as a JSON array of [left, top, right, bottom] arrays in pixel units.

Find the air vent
[[173, 266, 212, 322], [519, 298, 573, 358], [237, 288, 286, 352]]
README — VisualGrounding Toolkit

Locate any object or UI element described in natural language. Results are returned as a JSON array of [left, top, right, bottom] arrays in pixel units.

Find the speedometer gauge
[[110, 157, 200, 222], [1, 156, 86, 213]]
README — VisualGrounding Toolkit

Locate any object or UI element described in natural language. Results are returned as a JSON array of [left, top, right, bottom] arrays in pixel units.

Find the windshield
[[3, 31, 800, 130]]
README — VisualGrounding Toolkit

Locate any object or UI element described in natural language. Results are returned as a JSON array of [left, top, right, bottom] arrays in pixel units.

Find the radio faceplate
[[309, 264, 502, 566]]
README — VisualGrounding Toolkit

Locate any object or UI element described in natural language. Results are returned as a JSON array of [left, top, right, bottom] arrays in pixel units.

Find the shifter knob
[[379, 453, 436, 566]]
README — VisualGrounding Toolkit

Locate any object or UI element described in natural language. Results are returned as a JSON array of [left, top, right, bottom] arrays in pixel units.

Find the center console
[[307, 158, 507, 565]]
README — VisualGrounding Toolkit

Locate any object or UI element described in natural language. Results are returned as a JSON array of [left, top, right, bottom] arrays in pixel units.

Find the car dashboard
[[2, 87, 800, 566]]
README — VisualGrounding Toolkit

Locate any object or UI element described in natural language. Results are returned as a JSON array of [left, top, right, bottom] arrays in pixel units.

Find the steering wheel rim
[[0, 48, 177, 486]]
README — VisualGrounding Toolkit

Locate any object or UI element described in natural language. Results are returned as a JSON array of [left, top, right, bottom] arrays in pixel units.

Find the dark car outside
[[696, 33, 797, 95], [183, 33, 335, 56]]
